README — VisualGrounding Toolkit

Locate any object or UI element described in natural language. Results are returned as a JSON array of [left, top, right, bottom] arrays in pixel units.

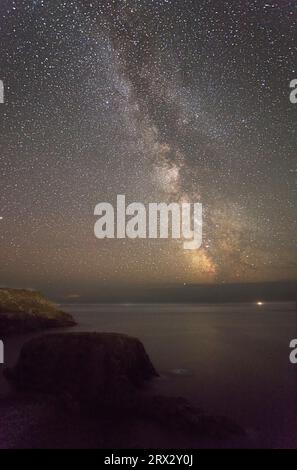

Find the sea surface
[[1, 302, 297, 448]]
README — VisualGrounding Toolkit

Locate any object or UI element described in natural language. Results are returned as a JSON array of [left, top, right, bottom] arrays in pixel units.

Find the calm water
[[1, 302, 297, 448]]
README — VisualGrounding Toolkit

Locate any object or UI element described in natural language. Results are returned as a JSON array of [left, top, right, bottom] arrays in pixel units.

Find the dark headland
[[2, 332, 244, 448]]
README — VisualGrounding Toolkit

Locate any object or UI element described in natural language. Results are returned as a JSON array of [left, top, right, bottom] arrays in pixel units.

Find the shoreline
[[1, 302, 296, 448]]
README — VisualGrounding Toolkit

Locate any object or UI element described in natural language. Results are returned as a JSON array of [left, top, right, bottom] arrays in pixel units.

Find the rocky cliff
[[5, 332, 244, 441], [5, 332, 158, 407], [0, 288, 75, 336]]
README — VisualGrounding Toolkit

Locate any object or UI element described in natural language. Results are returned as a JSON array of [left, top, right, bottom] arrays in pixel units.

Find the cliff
[[5, 332, 158, 407], [5, 332, 244, 441], [0, 288, 75, 337]]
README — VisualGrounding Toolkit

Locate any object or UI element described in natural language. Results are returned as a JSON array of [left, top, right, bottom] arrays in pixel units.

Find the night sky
[[0, 1, 296, 299]]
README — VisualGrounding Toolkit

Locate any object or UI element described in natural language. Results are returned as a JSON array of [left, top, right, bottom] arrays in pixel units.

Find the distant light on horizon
[[257, 301, 264, 306]]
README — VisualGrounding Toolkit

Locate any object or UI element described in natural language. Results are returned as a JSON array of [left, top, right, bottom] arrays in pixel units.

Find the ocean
[[1, 302, 296, 448]]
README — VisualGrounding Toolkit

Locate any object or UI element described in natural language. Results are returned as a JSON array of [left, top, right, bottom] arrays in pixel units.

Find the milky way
[[0, 1, 296, 298]]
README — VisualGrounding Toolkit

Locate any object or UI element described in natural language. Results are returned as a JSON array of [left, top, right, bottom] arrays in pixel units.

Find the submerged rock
[[170, 368, 192, 376], [0, 288, 75, 336]]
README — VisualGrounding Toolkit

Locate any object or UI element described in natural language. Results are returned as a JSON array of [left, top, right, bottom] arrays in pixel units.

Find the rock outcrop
[[5, 332, 158, 408], [139, 395, 244, 439], [5, 332, 244, 440], [0, 288, 75, 336]]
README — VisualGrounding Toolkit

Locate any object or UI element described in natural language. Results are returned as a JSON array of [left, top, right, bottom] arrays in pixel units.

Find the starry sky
[[0, 0, 296, 300]]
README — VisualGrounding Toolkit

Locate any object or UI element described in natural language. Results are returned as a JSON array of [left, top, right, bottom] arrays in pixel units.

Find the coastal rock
[[140, 395, 245, 439], [5, 331, 244, 440], [5, 332, 158, 408], [0, 394, 245, 448], [0, 288, 75, 337]]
